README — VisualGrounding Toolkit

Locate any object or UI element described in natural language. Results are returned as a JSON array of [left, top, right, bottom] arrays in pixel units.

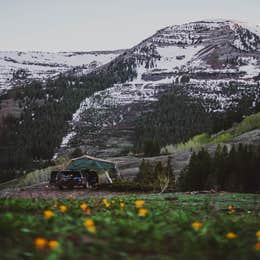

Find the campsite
[[1, 1, 260, 259], [0, 151, 259, 259], [50, 155, 117, 189]]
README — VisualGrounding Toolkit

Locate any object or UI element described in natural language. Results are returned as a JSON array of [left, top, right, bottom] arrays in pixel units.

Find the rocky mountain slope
[[0, 50, 123, 94], [58, 20, 260, 157]]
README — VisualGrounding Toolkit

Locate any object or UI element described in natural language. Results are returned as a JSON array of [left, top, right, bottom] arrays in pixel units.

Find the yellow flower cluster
[[120, 202, 125, 209], [135, 200, 148, 216], [80, 203, 91, 214], [80, 203, 88, 210], [34, 238, 59, 250], [103, 198, 111, 208], [192, 221, 203, 230], [135, 200, 145, 208], [138, 208, 148, 217], [43, 210, 54, 219], [226, 232, 237, 239], [84, 219, 96, 233], [255, 230, 260, 251], [59, 205, 68, 213]]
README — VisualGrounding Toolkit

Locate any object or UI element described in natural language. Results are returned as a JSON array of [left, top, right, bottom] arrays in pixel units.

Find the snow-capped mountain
[[0, 50, 123, 94], [58, 19, 260, 157]]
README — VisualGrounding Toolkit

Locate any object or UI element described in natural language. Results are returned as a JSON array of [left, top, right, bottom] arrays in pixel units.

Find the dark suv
[[50, 170, 87, 189]]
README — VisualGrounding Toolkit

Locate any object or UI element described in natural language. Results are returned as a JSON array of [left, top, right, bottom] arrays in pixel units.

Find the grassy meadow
[[0, 193, 260, 259]]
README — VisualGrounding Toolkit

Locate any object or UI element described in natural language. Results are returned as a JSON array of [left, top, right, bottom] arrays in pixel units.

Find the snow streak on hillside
[[58, 20, 260, 155]]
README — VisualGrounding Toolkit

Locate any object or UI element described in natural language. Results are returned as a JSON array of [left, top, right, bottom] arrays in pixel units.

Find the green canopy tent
[[65, 155, 118, 184]]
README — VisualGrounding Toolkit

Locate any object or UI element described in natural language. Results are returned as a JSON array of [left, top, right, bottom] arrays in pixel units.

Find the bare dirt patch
[[0, 183, 129, 199]]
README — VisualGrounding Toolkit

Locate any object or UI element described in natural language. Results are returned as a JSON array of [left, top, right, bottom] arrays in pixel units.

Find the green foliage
[[161, 133, 211, 154], [178, 149, 211, 191], [211, 133, 233, 143], [143, 139, 160, 156], [235, 112, 260, 136], [99, 180, 154, 192], [135, 90, 212, 154], [0, 194, 259, 259], [17, 167, 54, 187], [161, 111, 260, 154], [135, 158, 175, 192], [178, 144, 260, 193]]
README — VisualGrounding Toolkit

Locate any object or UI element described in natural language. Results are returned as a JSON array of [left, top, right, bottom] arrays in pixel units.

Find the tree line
[[134, 87, 260, 156], [177, 144, 260, 193]]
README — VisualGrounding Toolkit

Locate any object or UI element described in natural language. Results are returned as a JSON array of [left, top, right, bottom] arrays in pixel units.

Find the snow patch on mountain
[[239, 57, 259, 78], [156, 45, 204, 71], [0, 50, 123, 94], [54, 20, 260, 153]]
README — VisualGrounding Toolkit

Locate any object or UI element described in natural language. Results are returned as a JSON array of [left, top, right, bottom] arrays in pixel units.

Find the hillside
[[58, 19, 260, 157], [114, 112, 260, 180], [1, 112, 259, 191], [1, 19, 260, 182], [0, 50, 123, 94]]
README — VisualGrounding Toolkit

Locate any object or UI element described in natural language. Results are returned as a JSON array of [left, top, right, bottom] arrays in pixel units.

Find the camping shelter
[[65, 155, 118, 184]]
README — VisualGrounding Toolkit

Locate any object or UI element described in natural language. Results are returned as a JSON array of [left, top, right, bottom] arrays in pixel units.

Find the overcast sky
[[0, 0, 260, 52]]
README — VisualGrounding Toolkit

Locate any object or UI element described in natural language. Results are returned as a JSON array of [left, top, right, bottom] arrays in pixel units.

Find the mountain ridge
[[0, 19, 260, 178], [57, 19, 260, 157]]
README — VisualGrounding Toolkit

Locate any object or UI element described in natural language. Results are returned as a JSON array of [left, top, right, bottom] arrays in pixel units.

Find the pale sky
[[0, 0, 260, 52]]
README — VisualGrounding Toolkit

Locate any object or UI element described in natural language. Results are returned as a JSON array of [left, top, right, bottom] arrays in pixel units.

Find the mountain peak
[[59, 19, 260, 156]]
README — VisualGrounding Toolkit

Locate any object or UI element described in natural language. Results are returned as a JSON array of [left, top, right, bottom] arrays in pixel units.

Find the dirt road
[[0, 183, 129, 199]]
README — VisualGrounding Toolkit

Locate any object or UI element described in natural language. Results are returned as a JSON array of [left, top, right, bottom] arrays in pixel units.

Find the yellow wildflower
[[84, 219, 94, 227], [228, 205, 233, 210], [84, 219, 95, 227], [34, 237, 47, 249], [135, 200, 145, 208], [256, 230, 260, 238], [120, 202, 125, 209], [103, 199, 110, 208], [80, 203, 88, 211], [86, 225, 96, 233], [83, 219, 96, 233], [226, 232, 237, 239], [111, 200, 116, 204], [255, 242, 260, 250], [43, 210, 54, 219], [48, 240, 59, 249], [59, 205, 68, 213], [192, 221, 203, 230], [138, 208, 148, 217]]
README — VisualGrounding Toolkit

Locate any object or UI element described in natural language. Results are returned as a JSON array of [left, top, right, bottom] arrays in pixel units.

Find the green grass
[[16, 167, 54, 188], [235, 112, 260, 136], [161, 133, 210, 154], [161, 112, 260, 154], [0, 193, 260, 259]]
